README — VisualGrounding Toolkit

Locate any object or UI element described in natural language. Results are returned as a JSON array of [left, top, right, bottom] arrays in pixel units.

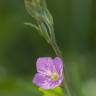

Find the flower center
[[51, 72, 59, 81]]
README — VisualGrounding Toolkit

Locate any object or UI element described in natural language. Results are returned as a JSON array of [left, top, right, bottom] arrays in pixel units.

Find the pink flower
[[32, 57, 64, 90]]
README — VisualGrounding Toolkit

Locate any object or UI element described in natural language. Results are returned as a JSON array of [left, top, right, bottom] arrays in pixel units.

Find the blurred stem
[[51, 41, 62, 58], [48, 26, 72, 96], [50, 41, 71, 96]]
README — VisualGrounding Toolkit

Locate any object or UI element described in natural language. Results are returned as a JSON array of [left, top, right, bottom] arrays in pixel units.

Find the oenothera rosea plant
[[24, 0, 71, 96]]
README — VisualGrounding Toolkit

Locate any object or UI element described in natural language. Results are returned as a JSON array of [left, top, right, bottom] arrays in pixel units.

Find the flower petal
[[32, 73, 63, 89], [36, 57, 54, 75], [32, 73, 51, 89], [53, 57, 63, 75]]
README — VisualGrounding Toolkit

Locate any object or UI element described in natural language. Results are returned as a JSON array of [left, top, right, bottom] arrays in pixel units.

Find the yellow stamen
[[51, 72, 59, 81]]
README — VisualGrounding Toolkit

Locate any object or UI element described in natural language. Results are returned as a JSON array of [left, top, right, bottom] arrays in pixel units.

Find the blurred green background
[[0, 0, 96, 96]]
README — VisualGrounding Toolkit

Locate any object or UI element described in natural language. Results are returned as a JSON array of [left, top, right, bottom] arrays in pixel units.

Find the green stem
[[50, 41, 71, 96], [47, 25, 71, 96], [51, 41, 62, 58]]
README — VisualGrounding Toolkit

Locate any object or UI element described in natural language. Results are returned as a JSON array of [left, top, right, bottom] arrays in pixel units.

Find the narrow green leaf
[[24, 22, 40, 30], [44, 8, 54, 25], [38, 22, 51, 43]]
